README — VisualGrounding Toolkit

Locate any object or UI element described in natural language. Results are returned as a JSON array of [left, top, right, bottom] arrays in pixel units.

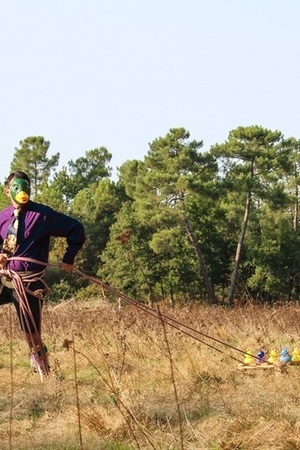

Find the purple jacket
[[0, 201, 85, 272]]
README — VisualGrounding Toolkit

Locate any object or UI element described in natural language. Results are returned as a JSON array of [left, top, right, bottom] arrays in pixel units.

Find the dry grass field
[[0, 296, 300, 450]]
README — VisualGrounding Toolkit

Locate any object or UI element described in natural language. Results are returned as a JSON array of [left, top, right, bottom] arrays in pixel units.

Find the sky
[[1, 1, 300, 183]]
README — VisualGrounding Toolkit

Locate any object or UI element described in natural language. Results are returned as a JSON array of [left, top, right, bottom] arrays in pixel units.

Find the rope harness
[[0, 258, 53, 381]]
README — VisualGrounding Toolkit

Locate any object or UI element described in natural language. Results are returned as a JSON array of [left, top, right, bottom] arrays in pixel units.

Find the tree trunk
[[184, 218, 217, 304], [227, 192, 252, 305], [293, 164, 298, 231]]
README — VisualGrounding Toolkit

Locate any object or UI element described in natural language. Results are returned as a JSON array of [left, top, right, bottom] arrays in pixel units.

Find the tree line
[[1, 126, 300, 305]]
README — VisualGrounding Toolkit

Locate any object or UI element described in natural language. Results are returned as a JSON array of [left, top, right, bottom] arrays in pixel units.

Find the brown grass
[[0, 299, 300, 450]]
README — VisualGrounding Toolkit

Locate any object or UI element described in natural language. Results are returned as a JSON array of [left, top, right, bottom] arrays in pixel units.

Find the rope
[[2, 269, 44, 334], [1, 257, 267, 366], [0, 257, 54, 380], [73, 269, 250, 364]]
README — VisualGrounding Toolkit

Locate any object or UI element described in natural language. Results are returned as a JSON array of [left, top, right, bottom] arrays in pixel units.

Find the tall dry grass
[[0, 298, 300, 450]]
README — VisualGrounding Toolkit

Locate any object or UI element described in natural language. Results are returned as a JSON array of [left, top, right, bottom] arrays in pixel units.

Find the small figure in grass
[[267, 348, 278, 364], [291, 347, 300, 362], [256, 348, 267, 364], [279, 346, 291, 364], [243, 349, 255, 365]]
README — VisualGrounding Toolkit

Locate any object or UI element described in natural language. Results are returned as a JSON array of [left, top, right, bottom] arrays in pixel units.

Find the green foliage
[[36, 181, 68, 211], [245, 206, 300, 300], [52, 147, 112, 204], [48, 279, 76, 302], [72, 179, 125, 275], [0, 183, 9, 209], [99, 202, 159, 302]]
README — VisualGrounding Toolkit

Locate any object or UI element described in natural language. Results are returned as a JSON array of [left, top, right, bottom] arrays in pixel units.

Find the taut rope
[[73, 268, 249, 364], [2, 257, 265, 367]]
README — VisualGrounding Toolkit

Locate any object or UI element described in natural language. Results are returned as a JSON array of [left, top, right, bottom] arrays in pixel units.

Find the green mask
[[10, 178, 31, 205]]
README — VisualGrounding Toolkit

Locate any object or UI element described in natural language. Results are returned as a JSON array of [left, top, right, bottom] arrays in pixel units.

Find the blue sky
[[1, 1, 300, 183]]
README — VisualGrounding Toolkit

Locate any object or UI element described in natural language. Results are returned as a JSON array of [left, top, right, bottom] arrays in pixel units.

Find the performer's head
[[5, 171, 31, 206]]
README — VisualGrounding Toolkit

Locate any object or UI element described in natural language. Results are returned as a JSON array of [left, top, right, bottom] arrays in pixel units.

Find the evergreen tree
[[117, 128, 218, 304], [211, 125, 293, 304]]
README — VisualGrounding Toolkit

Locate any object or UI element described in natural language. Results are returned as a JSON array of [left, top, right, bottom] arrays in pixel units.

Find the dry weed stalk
[[8, 306, 13, 450], [71, 327, 83, 450], [158, 305, 184, 450]]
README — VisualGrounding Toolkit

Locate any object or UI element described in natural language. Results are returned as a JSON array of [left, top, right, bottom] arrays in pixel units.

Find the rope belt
[[2, 256, 56, 295], [0, 267, 48, 332], [1, 269, 48, 292], [0, 258, 54, 380]]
